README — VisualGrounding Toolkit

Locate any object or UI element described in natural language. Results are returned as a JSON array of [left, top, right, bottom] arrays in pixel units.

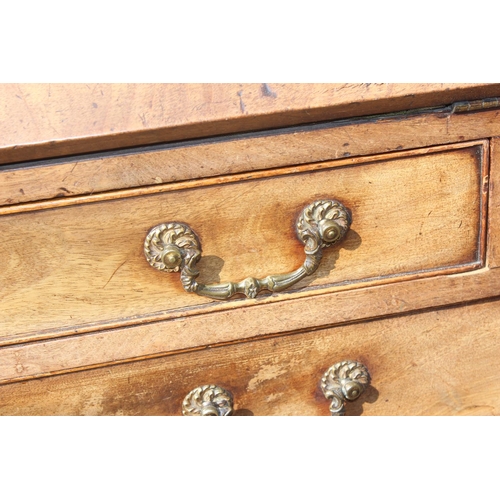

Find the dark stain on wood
[[261, 84, 277, 98]]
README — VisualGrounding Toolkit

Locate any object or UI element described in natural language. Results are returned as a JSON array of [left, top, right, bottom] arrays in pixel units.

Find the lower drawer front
[[1, 298, 499, 416]]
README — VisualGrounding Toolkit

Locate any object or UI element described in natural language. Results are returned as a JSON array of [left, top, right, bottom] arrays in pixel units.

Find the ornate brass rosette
[[182, 384, 234, 416], [320, 360, 371, 416]]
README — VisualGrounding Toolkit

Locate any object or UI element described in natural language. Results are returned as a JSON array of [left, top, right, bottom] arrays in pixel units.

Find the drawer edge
[[1, 266, 499, 385]]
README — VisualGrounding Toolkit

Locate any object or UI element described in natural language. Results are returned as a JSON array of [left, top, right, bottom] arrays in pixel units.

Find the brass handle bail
[[144, 199, 351, 301]]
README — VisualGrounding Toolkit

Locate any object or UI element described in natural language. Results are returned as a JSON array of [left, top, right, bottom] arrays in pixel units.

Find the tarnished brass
[[320, 360, 370, 416], [144, 199, 351, 300], [182, 385, 234, 416]]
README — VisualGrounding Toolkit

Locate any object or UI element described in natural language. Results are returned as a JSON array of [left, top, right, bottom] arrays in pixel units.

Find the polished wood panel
[[2, 83, 500, 166], [3, 107, 500, 206], [0, 144, 485, 344], [1, 298, 499, 416], [2, 84, 499, 419]]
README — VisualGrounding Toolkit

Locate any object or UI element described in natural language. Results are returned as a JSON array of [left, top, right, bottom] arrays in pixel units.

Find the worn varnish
[[2, 83, 500, 166], [1, 297, 499, 416], [0, 144, 486, 344]]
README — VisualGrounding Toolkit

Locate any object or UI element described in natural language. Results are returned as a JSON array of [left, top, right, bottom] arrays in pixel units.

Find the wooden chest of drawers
[[1, 83, 500, 415]]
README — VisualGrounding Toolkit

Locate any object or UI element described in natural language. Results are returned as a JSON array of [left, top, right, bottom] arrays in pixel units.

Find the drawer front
[[0, 141, 487, 346], [1, 298, 499, 416]]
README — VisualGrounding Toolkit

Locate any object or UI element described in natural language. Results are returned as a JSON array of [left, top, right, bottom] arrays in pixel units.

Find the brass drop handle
[[144, 199, 351, 300], [182, 384, 234, 416], [320, 360, 371, 416]]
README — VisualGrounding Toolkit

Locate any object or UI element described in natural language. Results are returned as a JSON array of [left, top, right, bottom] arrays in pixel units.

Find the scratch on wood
[[237, 90, 246, 114], [62, 162, 79, 182], [139, 113, 148, 127], [103, 260, 128, 289]]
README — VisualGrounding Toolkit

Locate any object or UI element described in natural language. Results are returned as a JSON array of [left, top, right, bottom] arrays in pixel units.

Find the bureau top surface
[[2, 83, 500, 165]]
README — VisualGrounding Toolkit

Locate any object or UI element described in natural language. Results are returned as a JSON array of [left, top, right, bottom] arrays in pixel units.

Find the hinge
[[450, 97, 500, 114]]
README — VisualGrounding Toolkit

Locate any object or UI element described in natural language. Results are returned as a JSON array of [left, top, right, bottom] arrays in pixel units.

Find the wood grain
[[488, 138, 500, 268], [2, 84, 500, 418], [1, 298, 499, 416], [0, 144, 485, 344], [3, 106, 500, 207], [2, 83, 500, 166], [1, 266, 499, 385]]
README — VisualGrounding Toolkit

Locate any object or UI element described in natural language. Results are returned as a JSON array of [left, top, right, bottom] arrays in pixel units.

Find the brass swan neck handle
[[144, 199, 351, 301]]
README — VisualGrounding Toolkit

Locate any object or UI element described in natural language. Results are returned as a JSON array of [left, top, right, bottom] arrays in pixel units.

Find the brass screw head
[[318, 219, 342, 243], [161, 245, 183, 269]]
